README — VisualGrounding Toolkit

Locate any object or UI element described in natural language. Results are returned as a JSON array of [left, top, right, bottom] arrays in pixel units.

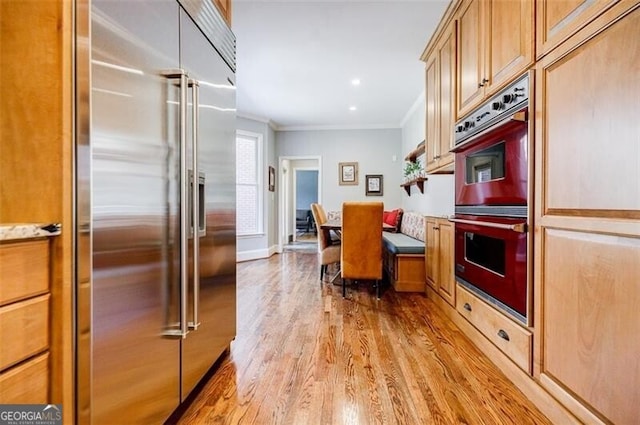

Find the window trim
[[236, 130, 264, 236]]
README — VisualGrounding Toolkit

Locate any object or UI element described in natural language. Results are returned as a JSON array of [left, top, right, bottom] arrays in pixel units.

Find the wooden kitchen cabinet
[[0, 239, 52, 403], [424, 22, 456, 174], [425, 217, 455, 306], [457, 0, 534, 118], [456, 284, 532, 374], [213, 0, 232, 26], [535, 0, 620, 59], [534, 3, 640, 423], [456, 0, 484, 117], [0, 0, 74, 420]]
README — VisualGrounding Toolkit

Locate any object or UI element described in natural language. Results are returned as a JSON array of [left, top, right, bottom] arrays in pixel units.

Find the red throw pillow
[[383, 209, 400, 231]]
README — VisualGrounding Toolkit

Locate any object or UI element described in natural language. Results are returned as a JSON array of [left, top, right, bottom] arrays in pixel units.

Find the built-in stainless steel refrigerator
[[76, 1, 236, 423]]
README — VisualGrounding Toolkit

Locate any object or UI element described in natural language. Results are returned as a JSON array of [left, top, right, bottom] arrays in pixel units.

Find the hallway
[[174, 252, 551, 424]]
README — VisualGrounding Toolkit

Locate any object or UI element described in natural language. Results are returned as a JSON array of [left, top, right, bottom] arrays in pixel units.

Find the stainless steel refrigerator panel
[[90, 1, 182, 423], [179, 9, 237, 399]]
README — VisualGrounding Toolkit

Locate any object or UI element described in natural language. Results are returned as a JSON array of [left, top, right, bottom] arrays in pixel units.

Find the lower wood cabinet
[[456, 285, 532, 374], [0, 294, 50, 371], [0, 239, 51, 404], [425, 217, 455, 306], [0, 353, 49, 403]]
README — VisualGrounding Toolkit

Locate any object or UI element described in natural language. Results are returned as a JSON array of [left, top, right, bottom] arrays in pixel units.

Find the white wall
[[236, 116, 278, 261], [236, 111, 453, 261], [277, 129, 403, 213], [401, 99, 454, 217]]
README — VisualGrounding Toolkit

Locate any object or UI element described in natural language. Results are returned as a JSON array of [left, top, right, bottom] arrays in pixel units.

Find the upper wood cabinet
[[456, 0, 485, 117], [424, 22, 456, 174], [535, 0, 619, 58], [213, 0, 232, 26], [457, 0, 534, 118]]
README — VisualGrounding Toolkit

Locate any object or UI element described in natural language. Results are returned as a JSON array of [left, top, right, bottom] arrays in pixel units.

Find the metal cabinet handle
[[189, 79, 201, 331], [448, 217, 527, 233], [497, 329, 510, 341], [161, 69, 189, 339], [463, 303, 472, 312]]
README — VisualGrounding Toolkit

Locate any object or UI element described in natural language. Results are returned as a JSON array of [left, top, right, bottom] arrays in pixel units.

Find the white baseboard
[[236, 245, 279, 262]]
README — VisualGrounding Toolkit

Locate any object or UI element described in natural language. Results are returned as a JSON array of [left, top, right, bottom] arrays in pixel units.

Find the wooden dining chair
[[340, 201, 384, 298], [311, 203, 341, 283]]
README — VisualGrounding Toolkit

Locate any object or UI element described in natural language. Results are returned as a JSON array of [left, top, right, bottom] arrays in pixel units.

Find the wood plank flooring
[[173, 251, 551, 425]]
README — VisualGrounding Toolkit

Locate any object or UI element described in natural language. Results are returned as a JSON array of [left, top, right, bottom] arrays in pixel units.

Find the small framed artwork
[[365, 174, 383, 196], [268, 166, 275, 192], [339, 162, 358, 185]]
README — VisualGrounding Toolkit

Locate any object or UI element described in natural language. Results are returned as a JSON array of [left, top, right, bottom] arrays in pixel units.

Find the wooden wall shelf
[[404, 141, 426, 162], [401, 177, 427, 196]]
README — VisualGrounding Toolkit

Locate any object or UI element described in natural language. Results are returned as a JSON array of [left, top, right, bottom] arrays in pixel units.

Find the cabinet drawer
[[0, 352, 48, 403], [0, 294, 50, 370], [456, 284, 532, 374], [0, 239, 49, 306]]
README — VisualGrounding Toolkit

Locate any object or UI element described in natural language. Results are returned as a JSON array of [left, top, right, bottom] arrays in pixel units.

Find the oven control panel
[[454, 73, 530, 146]]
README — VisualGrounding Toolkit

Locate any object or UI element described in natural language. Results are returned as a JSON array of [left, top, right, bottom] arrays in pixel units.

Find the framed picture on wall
[[268, 166, 275, 192], [365, 174, 383, 196], [339, 162, 358, 185]]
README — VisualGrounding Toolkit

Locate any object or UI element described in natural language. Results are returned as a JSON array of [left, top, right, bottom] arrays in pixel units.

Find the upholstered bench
[[382, 212, 426, 292]]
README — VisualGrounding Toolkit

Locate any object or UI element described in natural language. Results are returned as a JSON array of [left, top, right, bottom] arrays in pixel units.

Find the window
[[236, 131, 263, 235]]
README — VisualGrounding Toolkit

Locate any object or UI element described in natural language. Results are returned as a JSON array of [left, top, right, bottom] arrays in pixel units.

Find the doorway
[[278, 156, 321, 251]]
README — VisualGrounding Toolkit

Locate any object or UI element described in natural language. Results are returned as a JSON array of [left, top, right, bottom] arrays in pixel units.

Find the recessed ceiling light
[[349, 106, 357, 111], [351, 78, 361, 86]]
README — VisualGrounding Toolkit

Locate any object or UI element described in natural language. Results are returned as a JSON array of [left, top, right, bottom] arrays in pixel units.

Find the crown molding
[[276, 123, 400, 132], [237, 112, 279, 130]]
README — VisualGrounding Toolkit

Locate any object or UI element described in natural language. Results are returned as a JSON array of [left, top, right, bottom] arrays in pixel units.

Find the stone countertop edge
[[0, 223, 62, 241]]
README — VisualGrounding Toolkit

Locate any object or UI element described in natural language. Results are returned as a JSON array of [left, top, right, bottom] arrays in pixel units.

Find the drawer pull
[[463, 303, 472, 312], [497, 329, 510, 341]]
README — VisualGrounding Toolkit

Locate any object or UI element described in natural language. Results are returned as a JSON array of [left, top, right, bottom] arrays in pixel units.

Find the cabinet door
[[425, 218, 438, 290], [437, 220, 455, 306], [425, 54, 439, 171], [535, 6, 640, 424], [457, 0, 485, 118], [536, 0, 619, 58], [213, 0, 232, 26], [437, 25, 456, 172], [487, 0, 533, 91], [542, 230, 640, 425]]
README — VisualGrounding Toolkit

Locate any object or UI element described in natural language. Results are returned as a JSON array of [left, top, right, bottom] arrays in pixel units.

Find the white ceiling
[[232, 0, 451, 130]]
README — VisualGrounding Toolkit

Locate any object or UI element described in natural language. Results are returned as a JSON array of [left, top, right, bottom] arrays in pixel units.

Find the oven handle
[[448, 217, 528, 233], [452, 110, 528, 152]]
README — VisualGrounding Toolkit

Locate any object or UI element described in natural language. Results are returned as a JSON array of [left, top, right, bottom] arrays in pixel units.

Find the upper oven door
[[454, 111, 528, 208]]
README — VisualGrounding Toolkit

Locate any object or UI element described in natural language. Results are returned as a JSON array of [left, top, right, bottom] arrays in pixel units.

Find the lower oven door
[[451, 215, 528, 322]]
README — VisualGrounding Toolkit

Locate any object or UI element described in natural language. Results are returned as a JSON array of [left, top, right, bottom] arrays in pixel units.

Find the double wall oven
[[450, 72, 532, 324]]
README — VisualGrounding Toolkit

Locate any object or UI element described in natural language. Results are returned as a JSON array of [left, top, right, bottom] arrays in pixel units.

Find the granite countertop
[[0, 223, 62, 241]]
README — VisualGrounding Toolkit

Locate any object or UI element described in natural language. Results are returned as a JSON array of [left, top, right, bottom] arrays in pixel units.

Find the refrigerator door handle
[[161, 68, 189, 339], [189, 79, 201, 331]]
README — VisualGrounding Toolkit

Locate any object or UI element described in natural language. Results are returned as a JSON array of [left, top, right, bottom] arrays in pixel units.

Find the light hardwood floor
[[173, 252, 551, 425]]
